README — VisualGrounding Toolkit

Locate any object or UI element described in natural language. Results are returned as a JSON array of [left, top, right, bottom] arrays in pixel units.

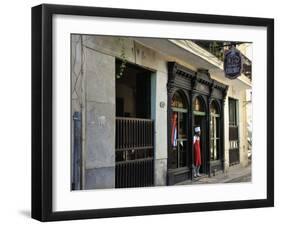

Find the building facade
[[71, 35, 252, 190]]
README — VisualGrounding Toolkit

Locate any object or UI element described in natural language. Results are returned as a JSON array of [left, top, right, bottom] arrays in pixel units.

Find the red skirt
[[194, 139, 202, 166]]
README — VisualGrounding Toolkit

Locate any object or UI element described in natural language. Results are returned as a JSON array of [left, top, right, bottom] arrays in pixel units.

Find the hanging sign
[[224, 46, 243, 79]]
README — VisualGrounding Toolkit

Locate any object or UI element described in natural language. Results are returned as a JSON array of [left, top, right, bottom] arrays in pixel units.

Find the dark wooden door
[[228, 98, 239, 165]]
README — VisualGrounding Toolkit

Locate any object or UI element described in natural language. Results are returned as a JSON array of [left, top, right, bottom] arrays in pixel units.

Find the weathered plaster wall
[[81, 35, 170, 187], [239, 90, 249, 167], [83, 47, 116, 189], [151, 71, 168, 186], [220, 81, 250, 170], [71, 35, 84, 189], [223, 92, 230, 169]]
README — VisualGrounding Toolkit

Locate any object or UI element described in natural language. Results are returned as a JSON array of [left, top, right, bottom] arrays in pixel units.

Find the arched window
[[210, 101, 220, 161], [169, 91, 188, 169], [193, 96, 205, 113], [210, 101, 219, 114], [172, 91, 187, 109]]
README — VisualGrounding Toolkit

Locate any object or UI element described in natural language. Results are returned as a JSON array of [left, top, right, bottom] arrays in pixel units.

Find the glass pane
[[215, 139, 220, 160], [210, 138, 214, 160], [216, 117, 220, 139], [193, 97, 205, 112], [210, 116, 214, 138], [210, 113, 220, 161], [178, 140, 187, 167], [171, 112, 178, 148], [214, 138, 217, 160], [178, 112, 187, 138], [210, 101, 219, 114], [170, 92, 188, 169], [229, 98, 237, 126], [172, 91, 187, 109], [168, 148, 178, 169]]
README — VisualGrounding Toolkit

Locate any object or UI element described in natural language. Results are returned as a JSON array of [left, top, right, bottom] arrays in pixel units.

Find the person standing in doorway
[[193, 126, 202, 177]]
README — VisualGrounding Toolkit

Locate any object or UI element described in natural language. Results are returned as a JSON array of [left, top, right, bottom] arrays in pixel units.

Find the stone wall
[[72, 35, 170, 188], [71, 35, 84, 189], [222, 83, 250, 170], [83, 48, 116, 189], [151, 71, 168, 186]]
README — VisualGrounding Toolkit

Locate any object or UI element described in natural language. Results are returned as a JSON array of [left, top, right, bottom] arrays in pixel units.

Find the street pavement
[[176, 164, 252, 185]]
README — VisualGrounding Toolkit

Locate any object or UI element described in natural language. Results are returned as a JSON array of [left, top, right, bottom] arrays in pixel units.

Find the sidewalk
[[176, 163, 252, 185]]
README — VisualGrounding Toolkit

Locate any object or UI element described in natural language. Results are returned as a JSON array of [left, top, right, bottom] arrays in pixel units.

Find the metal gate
[[115, 117, 154, 188]]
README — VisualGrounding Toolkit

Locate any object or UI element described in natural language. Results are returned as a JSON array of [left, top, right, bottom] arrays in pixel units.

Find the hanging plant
[[116, 38, 127, 79]]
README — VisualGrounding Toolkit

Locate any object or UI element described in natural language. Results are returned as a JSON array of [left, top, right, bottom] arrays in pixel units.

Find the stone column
[[152, 71, 168, 186], [224, 93, 230, 170], [221, 98, 226, 172], [239, 90, 248, 167], [83, 47, 116, 189], [71, 35, 84, 189]]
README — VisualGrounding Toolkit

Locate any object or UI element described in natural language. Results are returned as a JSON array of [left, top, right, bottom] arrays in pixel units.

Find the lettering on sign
[[224, 47, 243, 79]]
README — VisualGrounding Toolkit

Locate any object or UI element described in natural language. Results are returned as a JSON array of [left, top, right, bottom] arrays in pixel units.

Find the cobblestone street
[[176, 164, 252, 185]]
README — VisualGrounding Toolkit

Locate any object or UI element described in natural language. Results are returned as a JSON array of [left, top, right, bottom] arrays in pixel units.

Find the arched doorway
[[210, 101, 221, 161], [210, 100, 223, 174], [193, 96, 207, 175], [169, 91, 188, 169]]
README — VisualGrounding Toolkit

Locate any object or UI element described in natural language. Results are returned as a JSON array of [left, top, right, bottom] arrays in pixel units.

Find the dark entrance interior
[[116, 60, 151, 119], [193, 96, 207, 175], [194, 115, 207, 175], [115, 59, 154, 188]]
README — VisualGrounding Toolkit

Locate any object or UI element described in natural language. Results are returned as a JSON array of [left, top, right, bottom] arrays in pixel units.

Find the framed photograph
[[31, 4, 274, 221]]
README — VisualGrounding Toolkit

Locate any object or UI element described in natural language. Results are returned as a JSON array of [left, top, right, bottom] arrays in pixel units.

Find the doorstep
[[175, 164, 252, 185], [175, 174, 209, 185]]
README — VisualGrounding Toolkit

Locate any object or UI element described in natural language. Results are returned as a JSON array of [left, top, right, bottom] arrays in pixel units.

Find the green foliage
[[208, 41, 224, 61], [116, 38, 127, 79]]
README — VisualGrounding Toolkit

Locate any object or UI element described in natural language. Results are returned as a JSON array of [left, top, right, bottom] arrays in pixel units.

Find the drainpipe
[[80, 35, 87, 190]]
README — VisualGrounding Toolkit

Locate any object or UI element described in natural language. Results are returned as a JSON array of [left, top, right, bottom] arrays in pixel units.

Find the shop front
[[167, 62, 228, 185]]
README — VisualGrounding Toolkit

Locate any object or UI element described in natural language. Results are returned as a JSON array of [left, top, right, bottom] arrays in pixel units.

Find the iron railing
[[115, 117, 154, 188], [116, 158, 154, 188]]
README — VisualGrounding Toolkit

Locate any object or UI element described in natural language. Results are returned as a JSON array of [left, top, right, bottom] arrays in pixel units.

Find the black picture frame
[[31, 4, 274, 222]]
